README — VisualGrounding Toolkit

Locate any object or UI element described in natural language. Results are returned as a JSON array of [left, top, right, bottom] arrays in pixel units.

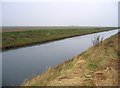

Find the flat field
[[2, 27, 117, 50], [2, 26, 95, 32]]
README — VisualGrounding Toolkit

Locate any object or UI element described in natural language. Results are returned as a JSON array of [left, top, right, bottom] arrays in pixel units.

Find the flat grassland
[[2, 27, 116, 50], [2, 26, 107, 32]]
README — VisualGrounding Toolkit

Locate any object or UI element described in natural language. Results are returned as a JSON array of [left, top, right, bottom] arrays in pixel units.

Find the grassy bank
[[2, 27, 116, 50], [22, 32, 119, 86]]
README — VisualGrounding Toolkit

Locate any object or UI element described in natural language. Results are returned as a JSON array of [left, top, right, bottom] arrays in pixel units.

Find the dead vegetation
[[92, 34, 104, 46], [22, 33, 119, 86]]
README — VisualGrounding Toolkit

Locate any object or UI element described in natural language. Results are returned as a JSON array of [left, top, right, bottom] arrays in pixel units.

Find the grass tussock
[[2, 27, 116, 50], [22, 32, 119, 86]]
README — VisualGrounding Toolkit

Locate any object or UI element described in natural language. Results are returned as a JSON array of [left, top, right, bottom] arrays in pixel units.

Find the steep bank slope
[[22, 33, 119, 86]]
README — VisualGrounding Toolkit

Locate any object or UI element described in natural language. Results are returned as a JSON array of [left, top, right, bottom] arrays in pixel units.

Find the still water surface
[[2, 29, 118, 86]]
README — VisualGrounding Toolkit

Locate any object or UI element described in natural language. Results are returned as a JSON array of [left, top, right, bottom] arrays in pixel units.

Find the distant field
[[2, 27, 117, 50], [2, 27, 94, 32], [2, 26, 110, 32]]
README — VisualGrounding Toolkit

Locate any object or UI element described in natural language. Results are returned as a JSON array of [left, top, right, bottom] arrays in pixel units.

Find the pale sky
[[2, 0, 119, 27]]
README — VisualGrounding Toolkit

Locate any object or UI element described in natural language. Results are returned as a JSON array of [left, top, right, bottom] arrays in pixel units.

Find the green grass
[[88, 63, 97, 70], [2, 27, 116, 50], [81, 53, 89, 60]]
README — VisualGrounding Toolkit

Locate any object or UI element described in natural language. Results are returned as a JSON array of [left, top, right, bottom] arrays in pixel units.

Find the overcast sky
[[2, 0, 119, 27]]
